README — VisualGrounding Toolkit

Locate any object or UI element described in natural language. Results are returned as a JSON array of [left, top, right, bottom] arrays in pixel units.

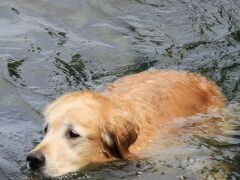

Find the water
[[0, 0, 239, 179]]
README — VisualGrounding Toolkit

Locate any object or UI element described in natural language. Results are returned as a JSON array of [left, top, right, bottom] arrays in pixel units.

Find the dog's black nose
[[27, 151, 45, 170]]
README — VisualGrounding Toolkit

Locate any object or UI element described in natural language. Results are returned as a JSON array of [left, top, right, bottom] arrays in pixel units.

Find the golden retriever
[[26, 70, 224, 177]]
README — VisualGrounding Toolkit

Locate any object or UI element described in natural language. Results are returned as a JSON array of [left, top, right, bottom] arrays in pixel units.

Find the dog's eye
[[44, 125, 48, 134], [67, 129, 81, 139]]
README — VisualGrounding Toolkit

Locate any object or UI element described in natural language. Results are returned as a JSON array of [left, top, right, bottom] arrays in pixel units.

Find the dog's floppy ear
[[100, 106, 139, 160]]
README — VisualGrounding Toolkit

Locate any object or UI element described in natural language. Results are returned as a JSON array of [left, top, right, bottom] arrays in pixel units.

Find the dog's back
[[103, 70, 224, 121]]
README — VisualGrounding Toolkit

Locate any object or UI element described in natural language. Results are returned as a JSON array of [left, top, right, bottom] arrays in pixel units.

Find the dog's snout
[[27, 151, 45, 170]]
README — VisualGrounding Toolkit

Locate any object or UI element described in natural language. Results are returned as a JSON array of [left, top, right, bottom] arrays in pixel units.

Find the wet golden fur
[[29, 70, 224, 177]]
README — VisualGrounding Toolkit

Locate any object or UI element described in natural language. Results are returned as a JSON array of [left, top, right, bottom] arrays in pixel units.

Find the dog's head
[[27, 91, 139, 177]]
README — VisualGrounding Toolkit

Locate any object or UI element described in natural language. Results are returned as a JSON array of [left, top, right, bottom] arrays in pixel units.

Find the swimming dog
[[27, 70, 224, 177]]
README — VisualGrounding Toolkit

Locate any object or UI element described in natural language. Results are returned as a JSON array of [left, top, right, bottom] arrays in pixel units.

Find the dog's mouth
[[28, 167, 66, 180], [27, 162, 99, 180], [26, 161, 54, 180], [27, 167, 87, 180], [27, 167, 49, 180]]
